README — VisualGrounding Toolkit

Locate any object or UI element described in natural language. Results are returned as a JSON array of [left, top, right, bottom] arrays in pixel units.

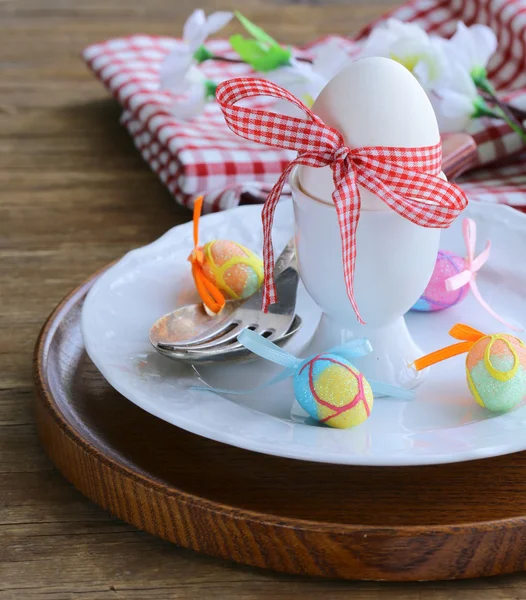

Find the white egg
[[298, 57, 443, 210]]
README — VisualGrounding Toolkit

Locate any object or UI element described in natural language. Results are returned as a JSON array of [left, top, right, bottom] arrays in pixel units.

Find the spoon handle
[[274, 238, 296, 277]]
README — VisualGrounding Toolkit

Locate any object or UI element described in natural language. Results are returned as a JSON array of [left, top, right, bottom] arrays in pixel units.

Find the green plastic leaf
[[204, 80, 218, 100], [472, 71, 494, 96], [229, 34, 291, 72], [193, 45, 214, 64], [472, 95, 499, 119], [234, 11, 278, 46]]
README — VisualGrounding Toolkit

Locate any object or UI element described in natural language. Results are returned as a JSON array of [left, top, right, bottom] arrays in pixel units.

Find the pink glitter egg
[[412, 250, 469, 312]]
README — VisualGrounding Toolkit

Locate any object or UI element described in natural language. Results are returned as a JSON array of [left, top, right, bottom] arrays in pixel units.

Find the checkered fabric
[[217, 78, 468, 321], [82, 0, 526, 213]]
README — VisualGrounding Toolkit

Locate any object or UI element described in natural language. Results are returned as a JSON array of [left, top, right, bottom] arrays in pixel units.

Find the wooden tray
[[34, 271, 526, 582]]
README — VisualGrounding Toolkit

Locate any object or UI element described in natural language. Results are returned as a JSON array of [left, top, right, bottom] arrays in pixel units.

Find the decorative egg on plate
[[195, 331, 414, 430], [413, 323, 526, 412], [411, 219, 521, 331], [466, 334, 526, 412], [293, 353, 374, 429], [199, 239, 263, 301], [412, 250, 469, 312], [188, 196, 263, 314]]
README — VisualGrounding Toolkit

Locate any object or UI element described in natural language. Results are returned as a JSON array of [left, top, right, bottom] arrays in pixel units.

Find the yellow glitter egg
[[293, 353, 374, 429], [466, 334, 526, 412], [199, 240, 264, 300]]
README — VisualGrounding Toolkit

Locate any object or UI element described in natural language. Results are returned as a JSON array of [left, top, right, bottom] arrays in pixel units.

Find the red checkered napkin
[[82, 37, 317, 212], [83, 0, 526, 213]]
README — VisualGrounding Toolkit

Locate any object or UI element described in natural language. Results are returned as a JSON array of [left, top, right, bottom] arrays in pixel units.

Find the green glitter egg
[[466, 334, 526, 412]]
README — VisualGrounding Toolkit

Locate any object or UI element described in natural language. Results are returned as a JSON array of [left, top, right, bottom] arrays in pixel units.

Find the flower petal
[[431, 85, 476, 132], [313, 38, 352, 78], [268, 59, 328, 104], [360, 18, 447, 86], [160, 46, 193, 91], [470, 24, 497, 68], [171, 82, 207, 121], [440, 89, 475, 118], [205, 11, 233, 36], [183, 9, 207, 49], [444, 22, 474, 72], [360, 20, 398, 56], [450, 62, 478, 96]]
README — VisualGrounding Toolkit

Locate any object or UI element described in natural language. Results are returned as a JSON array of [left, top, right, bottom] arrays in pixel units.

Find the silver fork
[[154, 239, 298, 355]]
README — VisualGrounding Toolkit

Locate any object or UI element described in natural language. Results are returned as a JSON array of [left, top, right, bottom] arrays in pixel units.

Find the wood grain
[[1, 0, 525, 598]]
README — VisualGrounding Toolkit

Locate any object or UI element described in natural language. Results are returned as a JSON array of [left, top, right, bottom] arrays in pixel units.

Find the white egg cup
[[291, 168, 440, 388]]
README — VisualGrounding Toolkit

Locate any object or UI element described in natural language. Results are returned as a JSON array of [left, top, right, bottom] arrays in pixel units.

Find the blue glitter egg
[[293, 353, 374, 429]]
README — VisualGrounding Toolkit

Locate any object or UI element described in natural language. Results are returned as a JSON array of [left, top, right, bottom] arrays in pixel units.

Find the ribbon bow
[[188, 196, 226, 315], [413, 323, 525, 372], [216, 78, 468, 323], [193, 330, 415, 401], [413, 323, 486, 371], [445, 219, 520, 331]]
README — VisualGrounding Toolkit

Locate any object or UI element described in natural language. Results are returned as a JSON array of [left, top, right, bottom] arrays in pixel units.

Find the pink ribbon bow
[[446, 218, 521, 331], [216, 78, 469, 323]]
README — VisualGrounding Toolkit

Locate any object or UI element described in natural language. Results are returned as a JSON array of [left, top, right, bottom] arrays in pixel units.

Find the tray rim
[[34, 269, 525, 535], [32, 267, 526, 582]]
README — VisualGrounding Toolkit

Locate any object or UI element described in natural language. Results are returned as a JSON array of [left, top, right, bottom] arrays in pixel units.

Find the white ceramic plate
[[82, 200, 526, 466]]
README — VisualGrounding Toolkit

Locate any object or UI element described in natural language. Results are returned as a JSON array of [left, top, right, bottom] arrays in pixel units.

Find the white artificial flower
[[269, 59, 327, 107], [440, 22, 497, 81], [431, 63, 480, 132], [312, 38, 354, 82], [360, 19, 498, 134], [269, 39, 352, 108], [160, 9, 232, 93], [171, 86, 207, 120], [182, 9, 233, 51], [428, 22, 497, 132], [169, 69, 209, 120], [360, 19, 448, 90]]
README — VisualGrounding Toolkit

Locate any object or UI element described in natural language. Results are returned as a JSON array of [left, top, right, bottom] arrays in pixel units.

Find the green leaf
[[229, 34, 291, 72], [229, 35, 262, 65], [204, 80, 218, 100], [234, 11, 278, 46], [258, 45, 292, 71], [193, 45, 214, 64]]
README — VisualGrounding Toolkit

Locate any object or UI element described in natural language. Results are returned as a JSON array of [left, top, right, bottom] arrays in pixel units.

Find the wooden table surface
[[2, 1, 526, 598]]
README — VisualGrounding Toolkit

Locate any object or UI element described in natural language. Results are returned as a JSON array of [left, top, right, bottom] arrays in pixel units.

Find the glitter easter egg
[[293, 353, 374, 429], [466, 334, 526, 412], [412, 250, 469, 312], [199, 240, 264, 300]]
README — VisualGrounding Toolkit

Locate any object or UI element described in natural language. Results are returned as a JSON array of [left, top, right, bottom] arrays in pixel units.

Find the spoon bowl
[[150, 299, 246, 349]]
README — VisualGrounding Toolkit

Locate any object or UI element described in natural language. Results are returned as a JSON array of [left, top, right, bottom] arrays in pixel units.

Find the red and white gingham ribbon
[[216, 78, 469, 323]]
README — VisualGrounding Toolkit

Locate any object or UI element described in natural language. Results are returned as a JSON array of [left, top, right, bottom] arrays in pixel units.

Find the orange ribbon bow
[[413, 323, 487, 371], [188, 196, 226, 315]]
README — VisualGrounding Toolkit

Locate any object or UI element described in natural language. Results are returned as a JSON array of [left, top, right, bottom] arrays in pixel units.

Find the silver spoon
[[150, 239, 300, 362]]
